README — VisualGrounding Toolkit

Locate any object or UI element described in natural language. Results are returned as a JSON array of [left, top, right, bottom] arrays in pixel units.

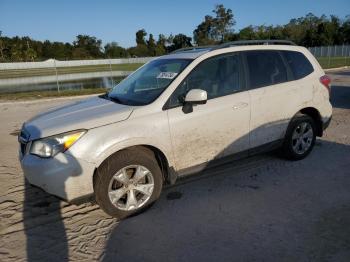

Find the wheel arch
[[299, 107, 323, 136], [93, 144, 174, 192], [286, 107, 323, 137]]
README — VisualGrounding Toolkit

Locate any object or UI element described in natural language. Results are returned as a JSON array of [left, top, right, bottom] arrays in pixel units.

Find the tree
[[72, 47, 90, 59], [147, 34, 156, 56], [319, 15, 342, 45], [128, 45, 149, 57], [1, 10, 350, 62], [340, 15, 350, 43], [136, 29, 147, 45], [212, 4, 235, 42], [167, 34, 192, 52], [193, 15, 217, 45], [10, 41, 24, 62], [128, 29, 150, 57], [23, 38, 37, 61], [194, 4, 235, 45], [155, 34, 167, 56], [104, 42, 128, 58], [238, 26, 256, 40], [41, 40, 72, 60], [73, 35, 103, 58]]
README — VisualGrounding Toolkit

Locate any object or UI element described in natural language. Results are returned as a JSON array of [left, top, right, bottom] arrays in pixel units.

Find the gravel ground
[[0, 70, 349, 262]]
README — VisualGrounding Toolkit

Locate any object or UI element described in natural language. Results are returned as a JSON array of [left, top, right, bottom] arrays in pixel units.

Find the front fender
[[92, 137, 174, 167], [66, 111, 175, 170]]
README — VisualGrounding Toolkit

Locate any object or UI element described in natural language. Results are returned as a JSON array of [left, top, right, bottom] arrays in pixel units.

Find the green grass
[[0, 63, 144, 79], [316, 56, 350, 69], [0, 88, 106, 101]]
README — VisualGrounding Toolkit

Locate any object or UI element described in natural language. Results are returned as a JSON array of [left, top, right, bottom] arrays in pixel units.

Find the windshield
[[108, 59, 192, 106]]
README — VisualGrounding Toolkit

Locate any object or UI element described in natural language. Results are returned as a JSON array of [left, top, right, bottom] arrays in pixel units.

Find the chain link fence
[[1, 46, 349, 94], [0, 58, 154, 93], [308, 45, 350, 69]]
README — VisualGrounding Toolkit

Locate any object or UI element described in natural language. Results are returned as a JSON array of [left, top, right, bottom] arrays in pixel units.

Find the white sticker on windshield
[[157, 72, 178, 79]]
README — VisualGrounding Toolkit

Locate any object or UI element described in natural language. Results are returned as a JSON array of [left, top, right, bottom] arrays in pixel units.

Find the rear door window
[[245, 50, 288, 89], [282, 50, 314, 80]]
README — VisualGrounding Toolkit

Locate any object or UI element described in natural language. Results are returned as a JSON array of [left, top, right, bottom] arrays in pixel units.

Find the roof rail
[[170, 40, 296, 55], [171, 46, 214, 54], [213, 40, 296, 50]]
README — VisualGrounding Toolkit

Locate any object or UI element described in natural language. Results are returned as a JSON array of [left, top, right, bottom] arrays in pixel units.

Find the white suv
[[19, 40, 332, 219]]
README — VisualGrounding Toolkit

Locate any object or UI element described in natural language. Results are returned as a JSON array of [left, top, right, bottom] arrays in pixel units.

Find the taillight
[[320, 75, 331, 94]]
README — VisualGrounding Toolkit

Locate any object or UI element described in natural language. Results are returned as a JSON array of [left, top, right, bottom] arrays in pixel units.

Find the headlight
[[30, 130, 86, 158]]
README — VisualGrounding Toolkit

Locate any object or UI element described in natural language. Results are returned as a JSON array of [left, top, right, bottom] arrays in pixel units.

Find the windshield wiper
[[99, 93, 123, 104], [108, 96, 123, 104]]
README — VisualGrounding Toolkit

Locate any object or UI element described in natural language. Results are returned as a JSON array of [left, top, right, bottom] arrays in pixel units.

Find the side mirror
[[182, 89, 207, 114], [184, 89, 207, 105]]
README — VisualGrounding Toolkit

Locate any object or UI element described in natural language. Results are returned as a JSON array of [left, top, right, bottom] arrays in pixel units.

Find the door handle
[[233, 102, 248, 110]]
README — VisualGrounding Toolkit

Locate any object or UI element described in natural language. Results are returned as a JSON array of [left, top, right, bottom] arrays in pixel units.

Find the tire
[[94, 147, 163, 219], [282, 114, 316, 160]]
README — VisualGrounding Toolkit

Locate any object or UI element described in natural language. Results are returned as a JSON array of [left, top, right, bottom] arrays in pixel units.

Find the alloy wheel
[[291, 122, 314, 154], [108, 165, 154, 211]]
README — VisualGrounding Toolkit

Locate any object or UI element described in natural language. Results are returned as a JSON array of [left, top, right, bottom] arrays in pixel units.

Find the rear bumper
[[323, 116, 332, 131], [20, 152, 96, 203]]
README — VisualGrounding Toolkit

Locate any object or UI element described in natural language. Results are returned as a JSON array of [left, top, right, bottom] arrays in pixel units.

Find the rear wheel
[[95, 147, 163, 219], [282, 114, 316, 160]]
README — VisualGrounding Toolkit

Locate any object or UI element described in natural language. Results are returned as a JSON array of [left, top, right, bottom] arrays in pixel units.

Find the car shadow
[[331, 85, 350, 109], [22, 125, 82, 262], [23, 182, 69, 261], [101, 139, 350, 262]]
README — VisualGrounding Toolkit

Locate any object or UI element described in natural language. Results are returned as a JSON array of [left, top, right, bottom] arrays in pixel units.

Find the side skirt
[[175, 139, 284, 179]]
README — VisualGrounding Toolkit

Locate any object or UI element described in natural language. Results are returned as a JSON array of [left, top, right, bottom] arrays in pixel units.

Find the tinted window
[[246, 50, 288, 89], [283, 50, 314, 79], [168, 54, 242, 107]]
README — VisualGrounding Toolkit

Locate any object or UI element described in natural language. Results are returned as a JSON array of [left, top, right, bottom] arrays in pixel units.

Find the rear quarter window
[[245, 50, 288, 89], [282, 50, 314, 80]]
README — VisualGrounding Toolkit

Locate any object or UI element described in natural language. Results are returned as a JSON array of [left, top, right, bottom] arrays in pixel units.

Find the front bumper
[[20, 152, 96, 202]]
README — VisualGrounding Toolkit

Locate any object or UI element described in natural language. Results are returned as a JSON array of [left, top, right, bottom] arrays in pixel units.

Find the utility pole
[[0, 31, 4, 61], [53, 59, 60, 92], [328, 46, 331, 68], [109, 58, 114, 88]]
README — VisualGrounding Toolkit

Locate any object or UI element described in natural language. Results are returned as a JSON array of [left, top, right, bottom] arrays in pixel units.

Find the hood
[[24, 96, 133, 140]]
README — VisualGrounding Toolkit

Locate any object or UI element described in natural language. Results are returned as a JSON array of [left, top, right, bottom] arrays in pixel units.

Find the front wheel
[[94, 147, 163, 219], [282, 114, 316, 160]]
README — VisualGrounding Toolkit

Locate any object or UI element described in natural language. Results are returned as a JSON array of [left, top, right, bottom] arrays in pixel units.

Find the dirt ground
[[0, 70, 349, 262]]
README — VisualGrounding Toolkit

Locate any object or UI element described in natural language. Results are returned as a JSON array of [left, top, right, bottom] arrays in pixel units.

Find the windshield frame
[[107, 58, 193, 106]]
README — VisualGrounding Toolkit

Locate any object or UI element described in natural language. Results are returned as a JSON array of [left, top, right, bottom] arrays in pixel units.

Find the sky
[[0, 0, 349, 48]]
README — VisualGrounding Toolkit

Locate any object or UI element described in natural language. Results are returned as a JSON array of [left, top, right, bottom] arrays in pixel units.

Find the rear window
[[245, 50, 288, 89], [282, 51, 314, 80]]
